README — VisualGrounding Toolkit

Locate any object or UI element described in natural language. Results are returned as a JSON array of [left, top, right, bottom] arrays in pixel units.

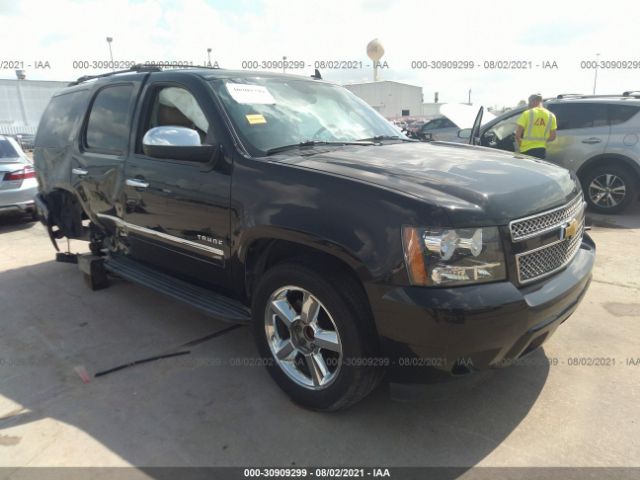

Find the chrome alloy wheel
[[264, 286, 342, 390], [588, 174, 626, 208]]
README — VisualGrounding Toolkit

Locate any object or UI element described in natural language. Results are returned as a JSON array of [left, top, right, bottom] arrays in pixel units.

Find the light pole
[[106, 37, 114, 65], [207, 48, 212, 67], [592, 53, 600, 95]]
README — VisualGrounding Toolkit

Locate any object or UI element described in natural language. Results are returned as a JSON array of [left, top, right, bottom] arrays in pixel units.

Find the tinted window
[[609, 104, 640, 125], [547, 103, 608, 130], [35, 90, 89, 148], [85, 85, 134, 153]]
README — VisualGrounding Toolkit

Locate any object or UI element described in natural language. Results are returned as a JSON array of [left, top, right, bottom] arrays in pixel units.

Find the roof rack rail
[[68, 64, 162, 86], [556, 92, 640, 100], [556, 93, 583, 99], [67, 63, 222, 86]]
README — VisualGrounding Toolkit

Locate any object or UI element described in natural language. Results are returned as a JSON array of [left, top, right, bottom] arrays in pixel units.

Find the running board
[[103, 255, 251, 323]]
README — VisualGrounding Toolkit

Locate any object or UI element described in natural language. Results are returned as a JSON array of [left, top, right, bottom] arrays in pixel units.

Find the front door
[[121, 76, 231, 288]]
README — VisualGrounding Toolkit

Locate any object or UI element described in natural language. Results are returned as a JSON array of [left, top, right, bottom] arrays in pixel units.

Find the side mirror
[[457, 128, 472, 139], [142, 126, 216, 163]]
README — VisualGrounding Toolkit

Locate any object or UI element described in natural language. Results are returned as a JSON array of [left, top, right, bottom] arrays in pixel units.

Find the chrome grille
[[509, 195, 584, 241], [516, 222, 584, 283], [511, 194, 586, 284]]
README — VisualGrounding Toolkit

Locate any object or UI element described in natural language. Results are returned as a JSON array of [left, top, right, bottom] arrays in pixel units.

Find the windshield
[[211, 77, 404, 156]]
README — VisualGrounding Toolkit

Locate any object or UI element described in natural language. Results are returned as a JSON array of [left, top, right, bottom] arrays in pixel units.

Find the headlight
[[402, 226, 506, 286]]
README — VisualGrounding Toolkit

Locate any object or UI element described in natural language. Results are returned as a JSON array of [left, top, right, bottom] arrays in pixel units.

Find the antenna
[[366, 38, 384, 82]]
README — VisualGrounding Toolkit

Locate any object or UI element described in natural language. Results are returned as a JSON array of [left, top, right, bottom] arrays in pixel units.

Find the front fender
[[230, 156, 450, 286]]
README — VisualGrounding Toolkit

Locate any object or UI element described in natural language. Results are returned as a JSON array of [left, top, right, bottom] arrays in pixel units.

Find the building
[[0, 78, 69, 135], [344, 81, 424, 119]]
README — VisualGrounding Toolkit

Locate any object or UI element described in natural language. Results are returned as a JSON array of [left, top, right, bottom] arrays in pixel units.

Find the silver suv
[[470, 92, 640, 214]]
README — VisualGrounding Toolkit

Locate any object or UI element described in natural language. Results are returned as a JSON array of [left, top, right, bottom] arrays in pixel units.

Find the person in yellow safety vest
[[515, 93, 557, 159]]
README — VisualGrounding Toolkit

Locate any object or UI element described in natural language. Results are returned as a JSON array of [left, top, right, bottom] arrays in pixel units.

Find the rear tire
[[251, 261, 383, 411], [581, 165, 637, 214]]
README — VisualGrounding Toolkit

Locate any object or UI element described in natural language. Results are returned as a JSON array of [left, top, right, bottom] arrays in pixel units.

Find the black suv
[[34, 66, 595, 410]]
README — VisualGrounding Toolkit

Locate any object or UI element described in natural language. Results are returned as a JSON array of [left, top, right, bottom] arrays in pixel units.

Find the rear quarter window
[[609, 104, 640, 125], [35, 90, 89, 148]]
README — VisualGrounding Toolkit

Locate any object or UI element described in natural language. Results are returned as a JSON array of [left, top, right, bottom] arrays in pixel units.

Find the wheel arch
[[239, 230, 374, 302], [41, 186, 87, 239], [576, 153, 640, 182]]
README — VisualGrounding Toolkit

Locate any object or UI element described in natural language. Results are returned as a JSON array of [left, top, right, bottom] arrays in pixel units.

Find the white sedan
[[0, 135, 38, 219]]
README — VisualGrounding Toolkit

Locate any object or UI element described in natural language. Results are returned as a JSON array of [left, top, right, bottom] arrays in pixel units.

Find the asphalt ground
[[0, 204, 638, 477]]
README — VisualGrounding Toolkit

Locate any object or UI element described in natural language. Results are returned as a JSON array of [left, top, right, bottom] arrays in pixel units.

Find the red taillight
[[4, 166, 36, 181]]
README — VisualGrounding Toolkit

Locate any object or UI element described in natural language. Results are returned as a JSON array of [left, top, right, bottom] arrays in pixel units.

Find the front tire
[[582, 165, 637, 214], [251, 261, 382, 411]]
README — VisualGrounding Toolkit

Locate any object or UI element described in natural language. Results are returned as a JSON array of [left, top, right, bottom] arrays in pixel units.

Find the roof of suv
[[66, 65, 326, 88], [548, 97, 640, 105], [548, 92, 640, 105]]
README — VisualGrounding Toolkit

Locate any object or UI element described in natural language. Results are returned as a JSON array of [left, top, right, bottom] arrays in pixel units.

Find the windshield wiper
[[357, 135, 415, 142], [266, 140, 374, 155]]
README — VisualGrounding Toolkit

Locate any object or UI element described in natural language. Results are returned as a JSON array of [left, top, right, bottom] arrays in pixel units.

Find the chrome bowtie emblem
[[560, 218, 579, 241]]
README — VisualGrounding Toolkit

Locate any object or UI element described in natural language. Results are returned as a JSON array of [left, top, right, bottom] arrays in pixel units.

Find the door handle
[[72, 168, 88, 176], [126, 178, 149, 189], [582, 138, 602, 144]]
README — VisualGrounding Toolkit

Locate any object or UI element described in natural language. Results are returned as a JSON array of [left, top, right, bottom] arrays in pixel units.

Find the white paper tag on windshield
[[226, 83, 276, 104]]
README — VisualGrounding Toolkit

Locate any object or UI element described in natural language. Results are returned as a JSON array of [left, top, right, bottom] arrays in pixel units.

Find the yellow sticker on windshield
[[246, 114, 267, 125]]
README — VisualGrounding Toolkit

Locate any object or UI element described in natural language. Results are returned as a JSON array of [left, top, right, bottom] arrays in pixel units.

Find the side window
[[422, 119, 437, 131], [481, 114, 519, 152], [85, 85, 134, 154], [547, 103, 608, 130], [35, 90, 89, 148], [609, 105, 640, 125], [140, 86, 210, 151], [441, 118, 456, 128]]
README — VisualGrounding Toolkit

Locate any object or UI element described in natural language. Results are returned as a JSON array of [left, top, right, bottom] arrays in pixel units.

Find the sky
[[1, 0, 639, 109]]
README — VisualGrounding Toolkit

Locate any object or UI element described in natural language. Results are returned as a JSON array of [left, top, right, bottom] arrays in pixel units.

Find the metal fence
[[0, 124, 38, 135], [0, 79, 69, 137]]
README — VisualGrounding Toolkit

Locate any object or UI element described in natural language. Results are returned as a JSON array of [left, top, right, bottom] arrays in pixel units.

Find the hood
[[439, 103, 496, 128], [273, 142, 580, 226]]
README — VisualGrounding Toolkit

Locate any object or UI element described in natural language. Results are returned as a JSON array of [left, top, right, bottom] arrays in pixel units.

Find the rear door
[[73, 75, 146, 229], [120, 73, 231, 288], [545, 102, 609, 170]]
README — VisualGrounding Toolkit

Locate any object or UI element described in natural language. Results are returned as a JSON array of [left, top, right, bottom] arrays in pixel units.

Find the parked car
[[461, 93, 640, 214], [34, 66, 595, 410], [417, 104, 495, 143], [0, 135, 38, 220]]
